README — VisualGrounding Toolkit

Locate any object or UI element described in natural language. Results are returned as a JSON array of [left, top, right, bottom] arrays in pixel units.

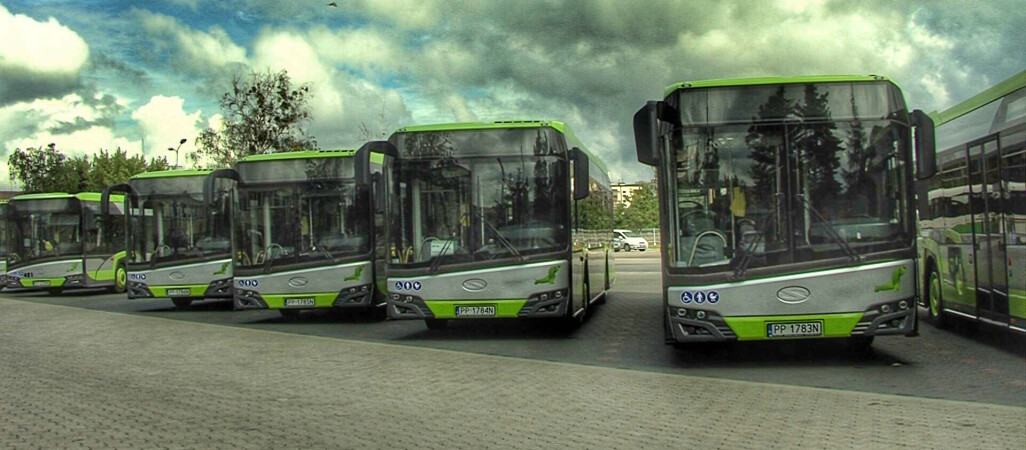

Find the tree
[[614, 183, 659, 230], [7, 144, 72, 193], [8, 144, 172, 193], [86, 148, 171, 191], [192, 69, 318, 167]]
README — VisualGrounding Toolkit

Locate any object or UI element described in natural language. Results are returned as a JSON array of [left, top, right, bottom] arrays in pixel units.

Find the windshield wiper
[[733, 209, 775, 280], [468, 208, 521, 260], [311, 242, 336, 264], [429, 238, 453, 273], [795, 194, 862, 262]]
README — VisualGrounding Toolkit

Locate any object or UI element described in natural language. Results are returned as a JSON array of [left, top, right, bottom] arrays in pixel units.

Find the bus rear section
[[383, 121, 613, 329], [634, 76, 936, 346]]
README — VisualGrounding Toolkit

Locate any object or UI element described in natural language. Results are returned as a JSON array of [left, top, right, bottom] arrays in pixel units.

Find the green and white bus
[[0, 200, 8, 284], [4, 192, 128, 294], [633, 75, 936, 347], [383, 120, 614, 329], [225, 149, 388, 319], [918, 70, 1025, 333], [102, 170, 235, 308]]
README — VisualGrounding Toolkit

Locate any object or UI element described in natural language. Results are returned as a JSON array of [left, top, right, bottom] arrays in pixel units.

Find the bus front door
[[969, 138, 1010, 323]]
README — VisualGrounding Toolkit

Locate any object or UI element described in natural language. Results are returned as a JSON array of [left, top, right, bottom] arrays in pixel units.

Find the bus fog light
[[404, 295, 414, 303], [540, 293, 548, 301], [695, 310, 707, 320], [555, 290, 563, 298], [881, 304, 891, 313], [898, 300, 908, 310], [391, 293, 400, 301], [676, 308, 688, 318]]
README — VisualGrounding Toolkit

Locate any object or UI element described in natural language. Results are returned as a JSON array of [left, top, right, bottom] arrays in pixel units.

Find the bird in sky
[[328, 2, 338, 7]]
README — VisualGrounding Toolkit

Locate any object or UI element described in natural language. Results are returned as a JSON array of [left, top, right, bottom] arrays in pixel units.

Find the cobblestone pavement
[[2, 297, 1024, 449]]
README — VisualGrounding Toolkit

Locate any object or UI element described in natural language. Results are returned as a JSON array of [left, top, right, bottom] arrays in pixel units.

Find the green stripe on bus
[[723, 313, 865, 340], [260, 292, 341, 309], [149, 285, 210, 297], [425, 299, 528, 319]]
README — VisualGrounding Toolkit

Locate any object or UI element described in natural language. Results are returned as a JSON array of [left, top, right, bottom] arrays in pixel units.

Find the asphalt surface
[[4, 297, 1024, 449], [4, 249, 1025, 407]]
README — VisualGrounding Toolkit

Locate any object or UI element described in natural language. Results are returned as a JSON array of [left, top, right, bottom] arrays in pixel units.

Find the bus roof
[[131, 169, 215, 180], [10, 192, 122, 203], [392, 120, 609, 175], [930, 70, 1026, 126], [664, 75, 893, 98], [238, 149, 356, 163]]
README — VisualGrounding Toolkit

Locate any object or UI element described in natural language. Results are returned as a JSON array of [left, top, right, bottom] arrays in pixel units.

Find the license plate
[[167, 288, 191, 297], [455, 305, 496, 317], [33, 280, 51, 287], [284, 297, 316, 308], [767, 321, 823, 338]]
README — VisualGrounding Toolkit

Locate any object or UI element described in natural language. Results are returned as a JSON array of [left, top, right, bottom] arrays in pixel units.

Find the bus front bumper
[[388, 288, 568, 320], [667, 298, 917, 343]]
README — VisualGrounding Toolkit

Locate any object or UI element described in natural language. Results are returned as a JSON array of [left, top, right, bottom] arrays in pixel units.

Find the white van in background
[[613, 229, 648, 252]]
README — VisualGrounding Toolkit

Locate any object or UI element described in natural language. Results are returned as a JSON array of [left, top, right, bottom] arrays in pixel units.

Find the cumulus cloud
[[131, 95, 205, 167], [0, 4, 89, 105], [135, 10, 247, 77]]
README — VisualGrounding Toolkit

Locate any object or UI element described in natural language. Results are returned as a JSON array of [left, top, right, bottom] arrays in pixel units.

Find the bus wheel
[[172, 298, 193, 308], [846, 336, 874, 353], [110, 263, 128, 294], [369, 305, 387, 321], [926, 267, 949, 328], [425, 319, 448, 330]]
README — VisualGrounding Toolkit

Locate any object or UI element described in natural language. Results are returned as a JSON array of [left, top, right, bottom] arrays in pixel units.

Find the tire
[[926, 266, 949, 328], [172, 298, 193, 308], [369, 305, 387, 321], [425, 319, 448, 330], [846, 336, 875, 353], [109, 263, 127, 294], [623, 243, 632, 252]]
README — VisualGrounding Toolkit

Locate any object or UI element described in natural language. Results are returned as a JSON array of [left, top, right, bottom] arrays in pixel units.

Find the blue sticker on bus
[[394, 280, 422, 291], [681, 291, 693, 303], [681, 290, 719, 304]]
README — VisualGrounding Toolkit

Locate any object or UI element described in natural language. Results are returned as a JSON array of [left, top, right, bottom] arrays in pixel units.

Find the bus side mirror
[[912, 109, 936, 180], [204, 169, 240, 205], [572, 147, 589, 200], [633, 100, 680, 167], [101, 183, 134, 217], [356, 140, 398, 213], [355, 140, 399, 187]]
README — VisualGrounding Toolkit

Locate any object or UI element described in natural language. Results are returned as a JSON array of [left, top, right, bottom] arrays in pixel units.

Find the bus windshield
[[233, 178, 370, 274], [390, 153, 568, 270], [8, 199, 82, 265], [670, 83, 912, 272], [129, 176, 231, 267]]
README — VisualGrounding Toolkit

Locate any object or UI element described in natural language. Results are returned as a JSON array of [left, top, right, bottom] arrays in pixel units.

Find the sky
[[1, 0, 1023, 190]]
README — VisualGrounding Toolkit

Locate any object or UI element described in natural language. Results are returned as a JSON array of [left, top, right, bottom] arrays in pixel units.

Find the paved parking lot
[[2, 296, 1024, 449]]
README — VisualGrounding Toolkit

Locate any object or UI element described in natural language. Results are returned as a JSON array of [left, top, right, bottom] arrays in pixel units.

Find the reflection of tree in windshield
[[392, 128, 568, 268]]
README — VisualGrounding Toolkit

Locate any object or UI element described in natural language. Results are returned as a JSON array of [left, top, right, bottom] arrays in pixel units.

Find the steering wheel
[[681, 209, 717, 236], [155, 244, 172, 257]]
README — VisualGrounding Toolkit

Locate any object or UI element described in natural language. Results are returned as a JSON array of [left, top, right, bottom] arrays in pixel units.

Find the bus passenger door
[[969, 138, 1010, 321]]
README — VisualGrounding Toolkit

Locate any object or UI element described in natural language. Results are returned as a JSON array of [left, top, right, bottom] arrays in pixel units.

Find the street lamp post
[[168, 138, 187, 169]]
